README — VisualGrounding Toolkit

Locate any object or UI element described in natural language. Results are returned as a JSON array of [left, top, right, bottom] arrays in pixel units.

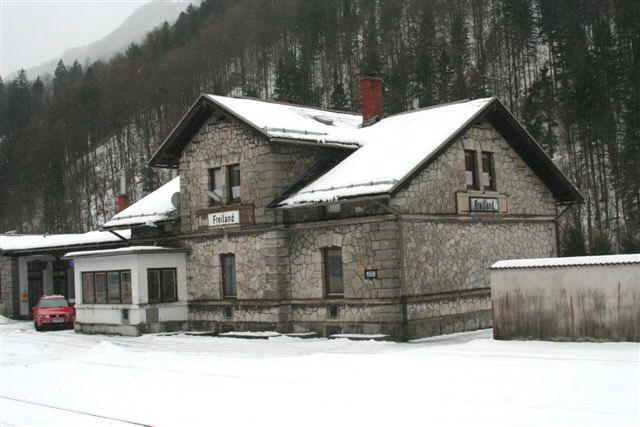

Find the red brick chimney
[[117, 169, 129, 213], [360, 76, 383, 123]]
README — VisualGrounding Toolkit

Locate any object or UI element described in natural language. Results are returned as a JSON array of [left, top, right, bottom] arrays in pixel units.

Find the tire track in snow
[[0, 395, 154, 426]]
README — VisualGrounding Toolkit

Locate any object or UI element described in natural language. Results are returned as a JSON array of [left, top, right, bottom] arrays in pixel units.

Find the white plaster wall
[[73, 252, 187, 326], [136, 252, 188, 323], [135, 252, 188, 305]]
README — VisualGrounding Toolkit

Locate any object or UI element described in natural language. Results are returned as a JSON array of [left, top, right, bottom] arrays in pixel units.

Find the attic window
[[313, 115, 334, 126], [465, 150, 478, 190], [482, 152, 496, 191], [208, 168, 223, 206], [227, 164, 241, 203]]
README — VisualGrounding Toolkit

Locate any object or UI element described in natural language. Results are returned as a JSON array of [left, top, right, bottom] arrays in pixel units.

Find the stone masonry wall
[[402, 220, 556, 296], [288, 220, 401, 300], [406, 293, 493, 339], [391, 120, 556, 216], [290, 302, 403, 338], [179, 115, 341, 232], [184, 230, 288, 301], [286, 220, 403, 338], [0, 255, 19, 318]]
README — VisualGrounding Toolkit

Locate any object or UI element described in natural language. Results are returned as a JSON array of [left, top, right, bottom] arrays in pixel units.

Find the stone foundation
[[406, 291, 492, 339]]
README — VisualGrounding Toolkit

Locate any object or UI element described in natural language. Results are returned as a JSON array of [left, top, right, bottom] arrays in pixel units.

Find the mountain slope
[[18, 0, 198, 80]]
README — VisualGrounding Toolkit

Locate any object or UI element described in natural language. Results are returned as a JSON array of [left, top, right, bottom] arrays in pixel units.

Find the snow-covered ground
[[1, 319, 638, 426]]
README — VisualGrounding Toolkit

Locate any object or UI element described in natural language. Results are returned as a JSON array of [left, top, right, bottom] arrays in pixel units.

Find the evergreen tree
[[69, 60, 83, 82], [522, 66, 558, 156], [329, 81, 348, 110], [361, 5, 382, 77], [52, 60, 68, 97], [31, 77, 45, 113], [414, 1, 437, 107], [561, 226, 587, 256], [449, 11, 470, 100]]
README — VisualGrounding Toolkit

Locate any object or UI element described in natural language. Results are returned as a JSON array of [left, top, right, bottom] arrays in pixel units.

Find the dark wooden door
[[28, 272, 43, 314], [27, 261, 45, 316]]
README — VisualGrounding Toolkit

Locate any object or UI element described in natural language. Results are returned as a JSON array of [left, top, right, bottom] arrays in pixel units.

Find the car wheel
[[34, 321, 43, 332]]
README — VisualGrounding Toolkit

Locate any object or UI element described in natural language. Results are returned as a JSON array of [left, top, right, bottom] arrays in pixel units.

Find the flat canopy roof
[[491, 254, 640, 269], [0, 230, 130, 255], [63, 246, 189, 259]]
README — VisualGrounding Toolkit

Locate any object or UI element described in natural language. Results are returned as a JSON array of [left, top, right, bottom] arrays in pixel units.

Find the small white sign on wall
[[469, 197, 499, 212], [208, 210, 240, 226]]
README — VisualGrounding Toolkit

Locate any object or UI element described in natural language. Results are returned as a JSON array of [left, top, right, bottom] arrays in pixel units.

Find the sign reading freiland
[[469, 197, 499, 212], [208, 210, 240, 226]]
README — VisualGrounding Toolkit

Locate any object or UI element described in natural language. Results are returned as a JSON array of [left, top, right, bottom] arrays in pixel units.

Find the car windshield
[[39, 298, 69, 309]]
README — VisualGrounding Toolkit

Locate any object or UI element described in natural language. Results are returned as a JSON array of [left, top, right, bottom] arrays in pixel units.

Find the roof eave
[[62, 247, 190, 260], [0, 240, 129, 256], [101, 216, 177, 231], [485, 99, 584, 205], [273, 193, 391, 210], [269, 136, 360, 150]]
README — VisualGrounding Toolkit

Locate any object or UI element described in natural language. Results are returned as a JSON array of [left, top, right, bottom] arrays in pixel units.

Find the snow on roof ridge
[[218, 94, 361, 116], [491, 254, 640, 269], [203, 94, 364, 148], [375, 97, 494, 122]]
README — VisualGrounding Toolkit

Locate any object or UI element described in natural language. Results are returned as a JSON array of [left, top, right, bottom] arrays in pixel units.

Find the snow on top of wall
[[276, 98, 494, 206], [206, 95, 363, 146], [0, 229, 131, 253], [491, 254, 640, 269], [64, 245, 185, 258], [102, 176, 180, 229]]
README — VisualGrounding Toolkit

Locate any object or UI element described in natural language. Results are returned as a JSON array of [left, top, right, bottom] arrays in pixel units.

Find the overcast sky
[[1, 0, 152, 77]]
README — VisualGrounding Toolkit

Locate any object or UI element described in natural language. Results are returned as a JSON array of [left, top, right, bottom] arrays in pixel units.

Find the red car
[[32, 295, 75, 331]]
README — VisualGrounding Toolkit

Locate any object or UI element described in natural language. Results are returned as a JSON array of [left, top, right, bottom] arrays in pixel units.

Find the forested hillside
[[0, 0, 638, 255]]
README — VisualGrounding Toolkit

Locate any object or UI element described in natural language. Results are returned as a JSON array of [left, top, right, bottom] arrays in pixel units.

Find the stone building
[[65, 78, 582, 339]]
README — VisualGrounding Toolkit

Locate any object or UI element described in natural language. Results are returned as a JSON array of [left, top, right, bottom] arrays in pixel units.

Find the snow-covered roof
[[64, 245, 188, 259], [490, 254, 640, 269], [151, 93, 583, 205], [102, 176, 180, 229], [276, 98, 494, 206], [0, 230, 130, 254], [205, 95, 363, 146]]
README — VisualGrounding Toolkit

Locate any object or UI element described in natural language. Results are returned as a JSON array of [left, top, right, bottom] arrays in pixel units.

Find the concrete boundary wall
[[490, 263, 640, 341]]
